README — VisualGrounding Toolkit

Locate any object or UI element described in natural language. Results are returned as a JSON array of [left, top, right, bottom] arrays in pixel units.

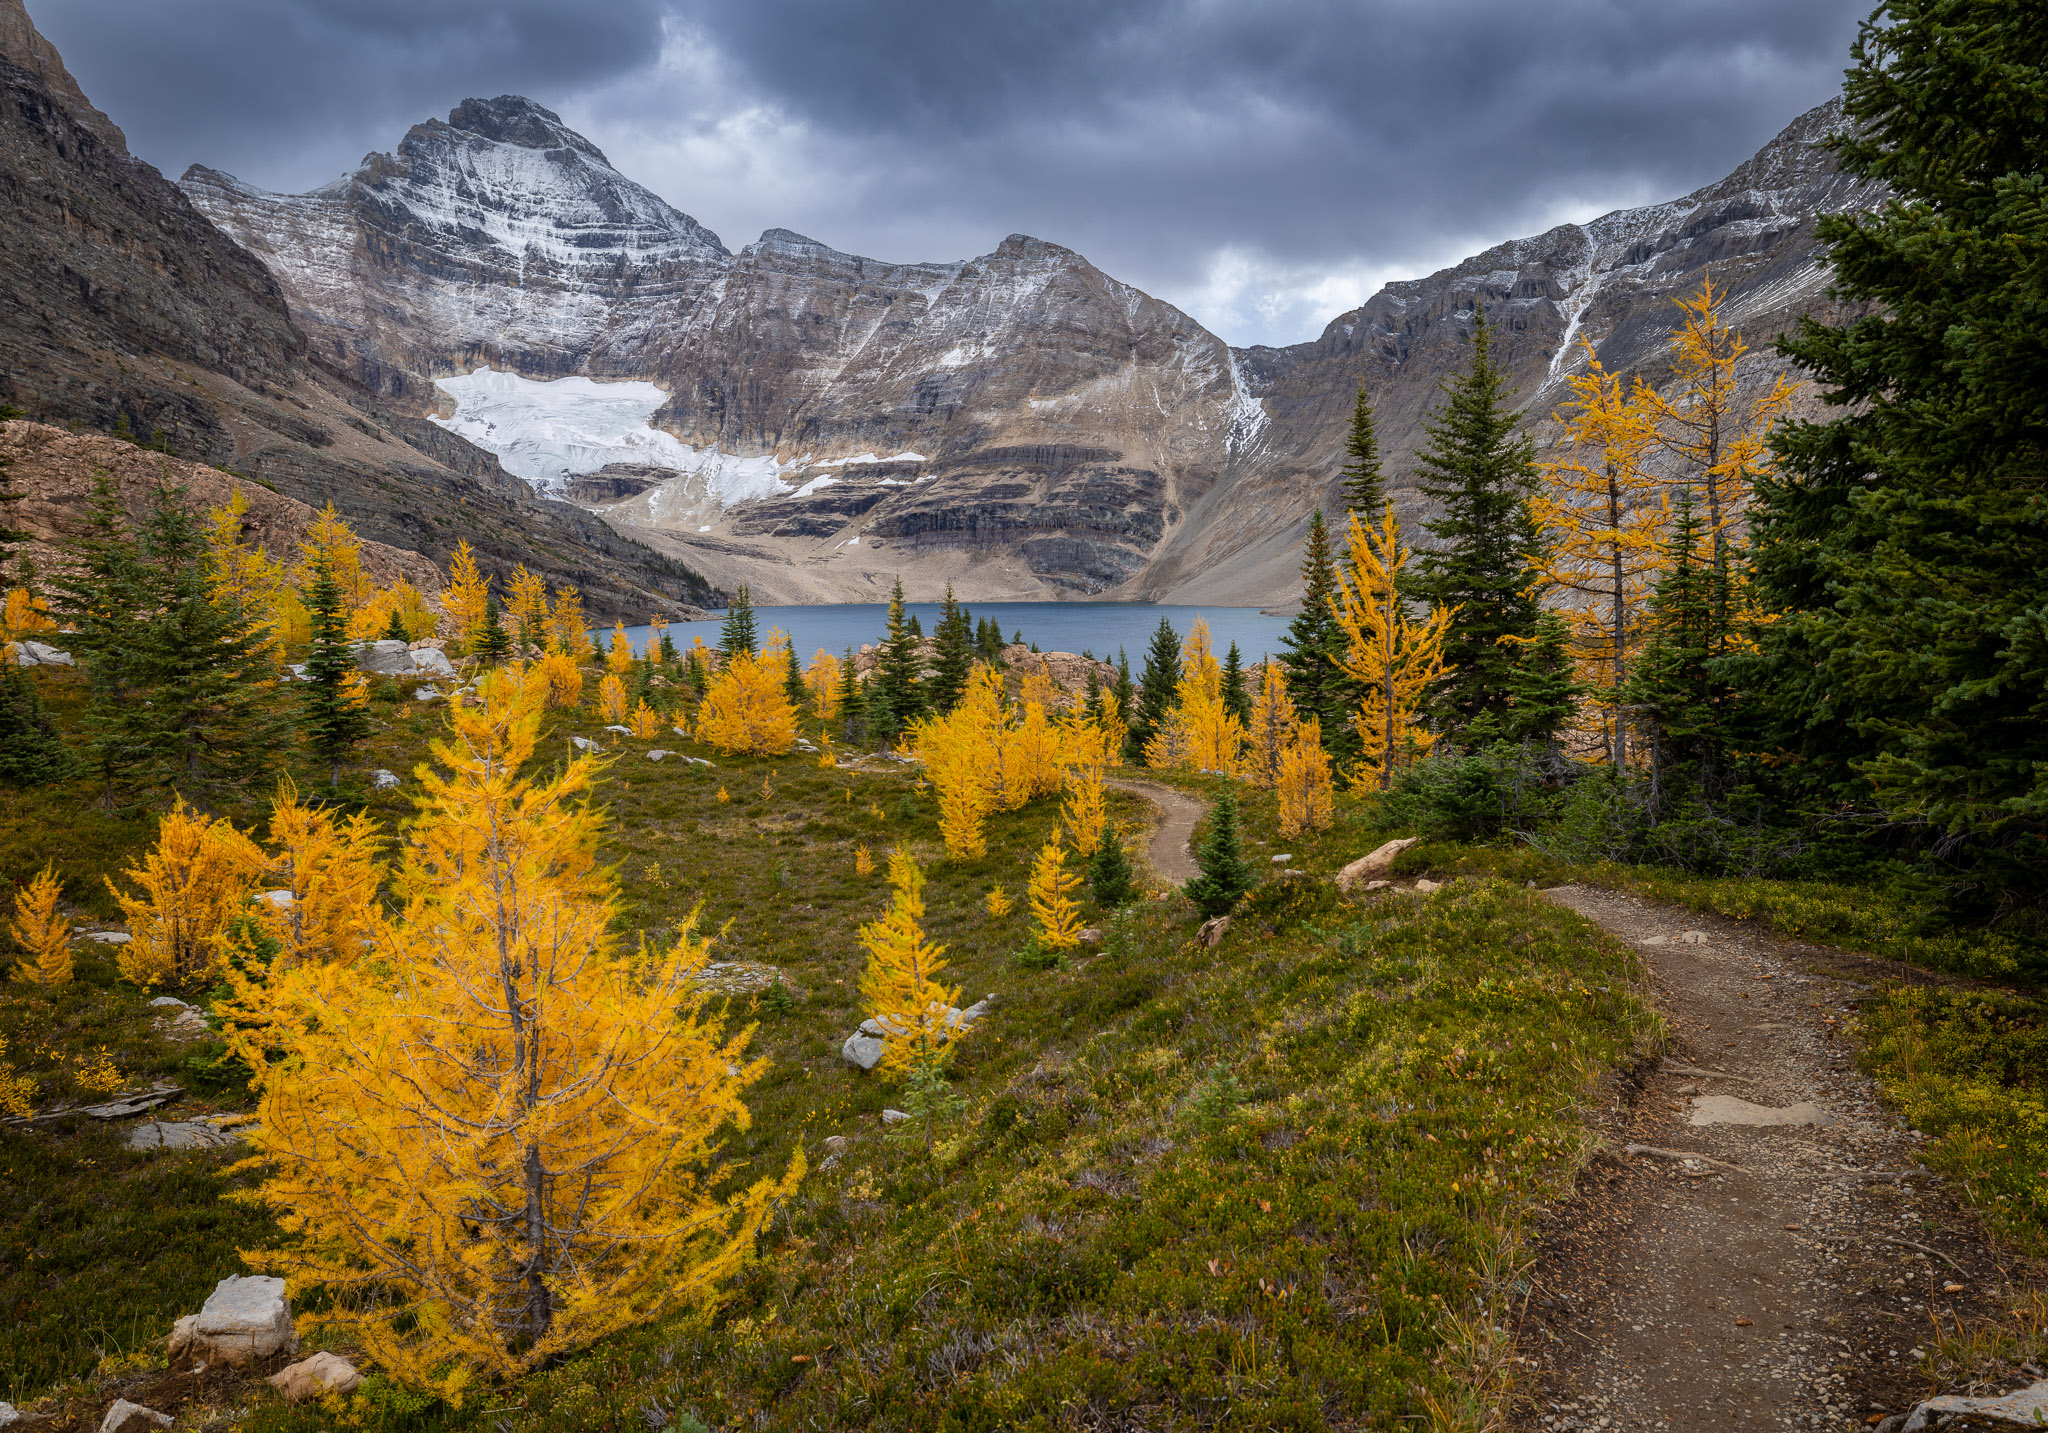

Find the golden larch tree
[[696, 636, 797, 755], [537, 649, 584, 710], [204, 493, 301, 644], [597, 672, 630, 725], [297, 505, 372, 622], [1333, 504, 1455, 790], [805, 649, 842, 720], [244, 665, 802, 1399], [606, 621, 635, 677], [1243, 662, 1300, 789], [1146, 619, 1243, 775], [441, 541, 491, 650], [9, 864, 72, 988], [108, 801, 265, 987], [858, 848, 962, 1077], [548, 585, 589, 657], [629, 702, 661, 739], [1276, 718, 1336, 836], [1055, 698, 1117, 856], [1640, 273, 1798, 568], [507, 566, 551, 650], [646, 615, 668, 664], [1029, 840, 1085, 952], [356, 578, 436, 642], [1535, 343, 1667, 765], [984, 886, 1013, 918], [911, 666, 1005, 857]]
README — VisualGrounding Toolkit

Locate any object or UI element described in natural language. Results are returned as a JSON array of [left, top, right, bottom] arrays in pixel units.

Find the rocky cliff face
[[182, 92, 1874, 607], [0, 1, 713, 619]]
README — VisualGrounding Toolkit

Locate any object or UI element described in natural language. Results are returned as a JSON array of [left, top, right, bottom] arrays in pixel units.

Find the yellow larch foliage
[[441, 542, 491, 650], [1028, 840, 1084, 952], [816, 732, 837, 768], [0, 1034, 35, 1118], [910, 666, 1005, 858], [507, 566, 551, 650], [203, 493, 302, 642], [646, 615, 667, 663], [1332, 504, 1455, 791], [1277, 717, 1336, 836], [696, 638, 797, 756], [244, 665, 801, 1398], [854, 844, 874, 876], [298, 504, 372, 619], [548, 585, 589, 657], [1, 586, 57, 643], [9, 864, 72, 988], [107, 800, 265, 987], [355, 577, 436, 641], [717, 786, 730, 803], [858, 849, 962, 1078], [984, 886, 1013, 918], [805, 649, 842, 720], [1017, 659, 1061, 713], [1145, 618, 1243, 776], [1005, 691, 1064, 802], [629, 702, 661, 740], [1243, 662, 1300, 790], [1054, 702, 1115, 856], [538, 649, 584, 709], [1639, 274, 1798, 562], [75, 1047, 122, 1096], [1535, 344, 1667, 763], [597, 672, 629, 724], [606, 621, 635, 676]]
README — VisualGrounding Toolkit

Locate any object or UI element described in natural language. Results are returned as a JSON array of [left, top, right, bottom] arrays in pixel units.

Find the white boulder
[[267, 1351, 362, 1402], [1336, 837, 1421, 893], [168, 1274, 297, 1367], [410, 646, 457, 679], [353, 638, 416, 676], [99, 1400, 171, 1433], [370, 769, 400, 790], [127, 1119, 234, 1150], [15, 640, 74, 667]]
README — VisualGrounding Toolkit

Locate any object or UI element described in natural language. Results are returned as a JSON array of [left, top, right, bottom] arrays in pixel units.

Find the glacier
[[430, 369, 789, 504]]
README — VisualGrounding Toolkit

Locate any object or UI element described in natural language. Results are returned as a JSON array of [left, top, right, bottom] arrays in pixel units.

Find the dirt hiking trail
[[1105, 778, 1204, 884], [1516, 885, 2035, 1432]]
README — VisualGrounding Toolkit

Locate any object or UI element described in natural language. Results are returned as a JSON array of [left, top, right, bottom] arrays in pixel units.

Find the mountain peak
[[436, 95, 612, 167]]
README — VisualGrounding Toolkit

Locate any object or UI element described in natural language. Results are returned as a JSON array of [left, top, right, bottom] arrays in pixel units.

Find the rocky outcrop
[[180, 84, 1874, 606], [0, 2, 711, 618]]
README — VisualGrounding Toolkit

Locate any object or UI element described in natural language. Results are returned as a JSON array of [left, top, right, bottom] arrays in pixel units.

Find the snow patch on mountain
[[430, 369, 788, 503]]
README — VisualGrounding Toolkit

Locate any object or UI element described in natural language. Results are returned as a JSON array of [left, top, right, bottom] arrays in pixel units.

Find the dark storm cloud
[[30, 0, 1871, 344]]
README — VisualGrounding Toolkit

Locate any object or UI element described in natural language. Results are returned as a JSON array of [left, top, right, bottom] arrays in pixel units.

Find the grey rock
[[1196, 915, 1230, 948], [1270, 853, 1292, 864], [0, 1400, 19, 1427], [881, 1108, 910, 1125], [647, 749, 672, 761], [353, 638, 416, 675], [1679, 929, 1710, 945], [1688, 1095, 1836, 1129], [13, 640, 73, 666], [822, 1135, 850, 1153], [410, 646, 457, 679], [1412, 878, 1442, 894], [98, 1400, 171, 1433], [412, 685, 441, 702], [168, 1274, 296, 1367], [1900, 1378, 2048, 1430], [257, 889, 293, 909], [603, 724, 633, 736], [82, 930, 131, 944], [1336, 838, 1420, 893], [569, 736, 600, 754], [128, 1119, 236, 1150], [148, 995, 189, 1008], [152, 1007, 212, 1041], [83, 1087, 179, 1119], [840, 1032, 885, 1072], [370, 768, 400, 790]]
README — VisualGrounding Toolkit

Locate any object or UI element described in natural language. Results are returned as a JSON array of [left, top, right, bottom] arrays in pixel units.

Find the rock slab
[[168, 1275, 296, 1367], [267, 1351, 362, 1402], [99, 1401, 171, 1433], [1688, 1095, 1836, 1128], [1336, 838, 1420, 893], [1897, 1377, 2048, 1430]]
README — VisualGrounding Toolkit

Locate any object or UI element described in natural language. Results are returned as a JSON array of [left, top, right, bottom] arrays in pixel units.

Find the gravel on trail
[[1514, 885, 2033, 1433], [1103, 778, 1206, 885]]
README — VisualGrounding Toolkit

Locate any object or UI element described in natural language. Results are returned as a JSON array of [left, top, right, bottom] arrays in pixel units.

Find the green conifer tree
[[1410, 309, 1543, 738], [834, 645, 864, 745], [50, 469, 149, 802], [868, 578, 924, 739], [301, 555, 371, 787], [927, 585, 975, 712], [1126, 617, 1181, 762], [1184, 789, 1257, 917], [0, 666, 78, 787], [1339, 383, 1385, 516], [1625, 496, 1728, 805], [659, 629, 679, 663], [1278, 508, 1350, 757], [1082, 666, 1104, 724], [382, 608, 408, 642], [1088, 829, 1136, 908], [1503, 610, 1580, 752], [473, 592, 511, 666], [783, 643, 808, 712], [1221, 642, 1251, 725], [719, 584, 758, 659], [1112, 649, 1135, 728]]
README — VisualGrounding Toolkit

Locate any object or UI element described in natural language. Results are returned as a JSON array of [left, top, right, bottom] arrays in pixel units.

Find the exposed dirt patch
[[1103, 778, 1205, 884], [1514, 885, 2038, 1432]]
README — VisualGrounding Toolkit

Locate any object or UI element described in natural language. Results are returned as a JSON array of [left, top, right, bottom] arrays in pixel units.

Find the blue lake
[[608, 603, 1295, 665]]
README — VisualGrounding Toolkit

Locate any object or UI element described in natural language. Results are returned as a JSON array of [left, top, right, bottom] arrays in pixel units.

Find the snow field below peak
[[430, 369, 789, 504]]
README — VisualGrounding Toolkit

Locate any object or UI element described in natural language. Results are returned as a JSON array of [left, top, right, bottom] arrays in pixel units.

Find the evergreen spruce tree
[[1410, 309, 1543, 738], [1746, 2, 2048, 905], [1082, 666, 1104, 724], [1221, 642, 1251, 725], [719, 584, 758, 659], [1339, 383, 1385, 516], [1112, 650, 1135, 727], [659, 629, 679, 663], [1625, 496, 1728, 804], [1503, 610, 1580, 752], [868, 578, 924, 739], [50, 469, 149, 801], [382, 608, 408, 642], [126, 485, 286, 798], [1278, 508, 1351, 758], [783, 644, 808, 712], [975, 617, 1004, 665], [1088, 830, 1136, 908], [834, 646, 864, 744], [1184, 789, 1257, 917], [1126, 617, 1181, 762], [927, 585, 975, 712], [474, 593, 511, 666], [302, 555, 371, 787]]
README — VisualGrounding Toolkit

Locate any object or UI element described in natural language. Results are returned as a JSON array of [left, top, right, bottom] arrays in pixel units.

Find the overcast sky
[[35, 0, 1871, 348]]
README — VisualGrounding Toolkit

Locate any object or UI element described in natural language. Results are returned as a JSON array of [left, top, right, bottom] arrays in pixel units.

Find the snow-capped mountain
[[182, 96, 1876, 606]]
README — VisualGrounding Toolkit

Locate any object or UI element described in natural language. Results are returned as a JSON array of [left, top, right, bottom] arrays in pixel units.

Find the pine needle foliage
[[1339, 382, 1386, 517], [107, 799, 264, 988], [1126, 617, 1182, 762], [1087, 830, 1137, 908], [697, 636, 799, 756], [1277, 718, 1336, 837], [1409, 310, 1543, 737], [300, 555, 370, 786], [243, 665, 802, 1400], [1028, 840, 1085, 952], [1333, 504, 1455, 790], [9, 863, 71, 988], [1183, 789, 1257, 918], [927, 586, 976, 713], [1278, 509, 1350, 760], [720, 585, 758, 659]]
